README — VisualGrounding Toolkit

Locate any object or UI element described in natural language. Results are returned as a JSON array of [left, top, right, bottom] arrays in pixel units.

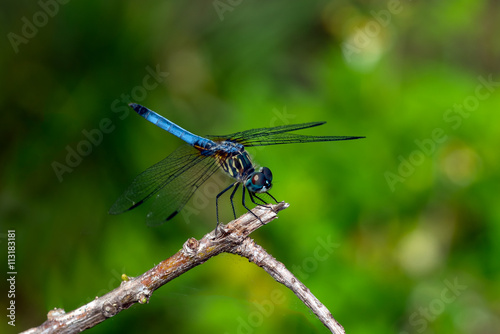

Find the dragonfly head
[[246, 167, 273, 193]]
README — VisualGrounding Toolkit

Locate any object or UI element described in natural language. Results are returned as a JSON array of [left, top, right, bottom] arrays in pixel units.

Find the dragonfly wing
[[237, 133, 365, 146], [144, 154, 220, 226], [208, 122, 364, 147], [109, 144, 218, 225]]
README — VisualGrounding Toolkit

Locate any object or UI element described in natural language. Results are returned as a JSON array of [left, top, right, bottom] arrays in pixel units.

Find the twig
[[230, 239, 345, 333], [21, 202, 344, 334]]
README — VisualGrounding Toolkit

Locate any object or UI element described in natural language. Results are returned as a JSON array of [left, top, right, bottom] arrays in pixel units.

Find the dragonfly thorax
[[216, 143, 255, 181], [215, 142, 273, 193]]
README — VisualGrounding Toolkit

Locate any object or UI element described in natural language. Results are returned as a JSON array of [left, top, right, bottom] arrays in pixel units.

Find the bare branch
[[22, 202, 344, 334], [229, 239, 345, 334]]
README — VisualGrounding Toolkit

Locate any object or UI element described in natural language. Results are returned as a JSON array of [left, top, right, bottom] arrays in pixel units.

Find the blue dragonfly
[[109, 103, 364, 229]]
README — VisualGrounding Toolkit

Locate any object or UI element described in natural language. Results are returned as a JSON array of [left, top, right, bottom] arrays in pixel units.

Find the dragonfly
[[109, 103, 364, 230]]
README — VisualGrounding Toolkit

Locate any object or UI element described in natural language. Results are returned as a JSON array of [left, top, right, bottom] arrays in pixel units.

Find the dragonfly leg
[[249, 192, 277, 214], [266, 191, 279, 204], [250, 192, 278, 210], [251, 192, 269, 206], [242, 187, 263, 224], [228, 183, 240, 220], [215, 182, 238, 235]]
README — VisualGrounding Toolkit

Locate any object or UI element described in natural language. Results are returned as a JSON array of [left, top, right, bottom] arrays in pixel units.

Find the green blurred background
[[1, 0, 499, 333]]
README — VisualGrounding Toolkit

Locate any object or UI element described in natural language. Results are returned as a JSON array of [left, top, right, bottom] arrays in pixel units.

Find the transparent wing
[[207, 122, 364, 147], [109, 144, 219, 226], [144, 154, 220, 226]]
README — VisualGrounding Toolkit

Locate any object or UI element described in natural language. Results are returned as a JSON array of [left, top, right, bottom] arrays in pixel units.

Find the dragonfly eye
[[251, 173, 265, 187], [247, 167, 273, 193], [260, 167, 273, 182]]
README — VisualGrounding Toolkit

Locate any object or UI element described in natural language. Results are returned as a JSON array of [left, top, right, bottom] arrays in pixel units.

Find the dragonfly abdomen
[[130, 103, 205, 146]]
